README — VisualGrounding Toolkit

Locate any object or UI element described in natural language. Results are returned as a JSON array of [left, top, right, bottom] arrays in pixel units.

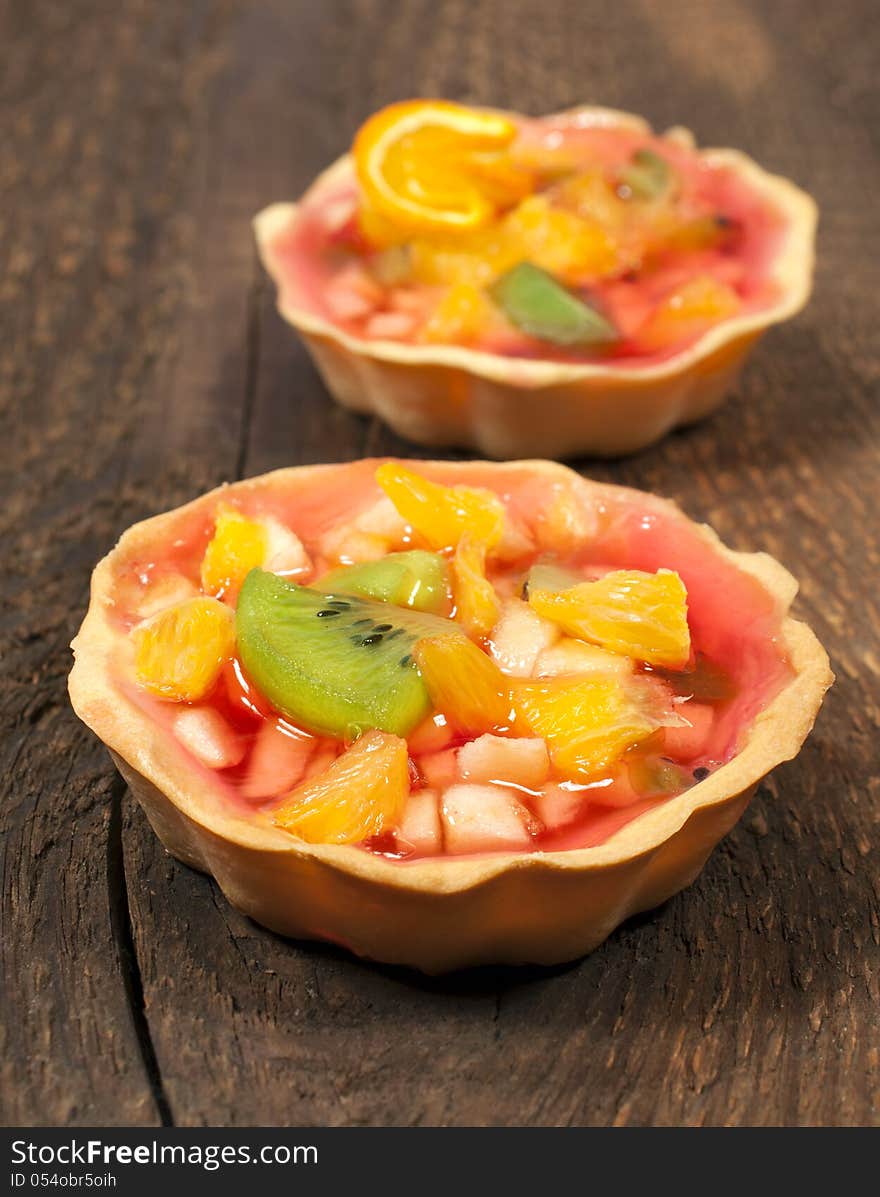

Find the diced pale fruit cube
[[458, 734, 549, 791], [324, 263, 383, 321], [418, 747, 460, 791], [663, 701, 715, 760], [534, 638, 633, 678], [134, 574, 199, 620], [488, 598, 558, 676], [532, 483, 597, 555], [319, 195, 357, 235], [241, 721, 316, 800], [495, 517, 535, 563], [321, 527, 389, 566], [263, 517, 311, 578], [352, 495, 409, 542], [531, 784, 586, 831], [173, 707, 245, 770], [441, 784, 534, 853], [396, 789, 443, 855], [365, 311, 417, 340]]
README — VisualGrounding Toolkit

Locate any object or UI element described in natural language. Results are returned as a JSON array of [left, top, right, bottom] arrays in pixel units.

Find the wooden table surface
[[3, 0, 878, 1128]]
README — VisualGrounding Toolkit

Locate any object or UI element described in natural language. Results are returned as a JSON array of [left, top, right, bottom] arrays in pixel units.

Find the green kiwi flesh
[[317, 550, 450, 614], [236, 569, 458, 738]]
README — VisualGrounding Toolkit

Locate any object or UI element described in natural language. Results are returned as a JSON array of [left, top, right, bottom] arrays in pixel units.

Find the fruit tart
[[255, 102, 816, 458], [69, 460, 831, 971]]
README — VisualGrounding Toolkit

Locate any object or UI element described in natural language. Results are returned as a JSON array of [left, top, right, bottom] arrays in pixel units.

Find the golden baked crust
[[254, 106, 817, 459], [69, 460, 832, 971]]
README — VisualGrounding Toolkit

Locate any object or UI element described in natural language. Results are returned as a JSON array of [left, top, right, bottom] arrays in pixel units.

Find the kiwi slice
[[490, 262, 616, 347], [236, 569, 457, 738], [317, 550, 450, 614]]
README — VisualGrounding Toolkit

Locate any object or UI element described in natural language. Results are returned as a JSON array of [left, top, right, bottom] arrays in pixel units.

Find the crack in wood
[[107, 776, 175, 1127], [236, 254, 265, 483]]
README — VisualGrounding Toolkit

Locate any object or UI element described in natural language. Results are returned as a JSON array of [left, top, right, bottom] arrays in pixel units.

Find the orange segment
[[638, 275, 740, 351], [133, 596, 235, 702], [273, 730, 409, 844], [528, 568, 690, 668], [353, 100, 525, 236], [201, 505, 268, 598], [514, 675, 657, 781], [409, 195, 621, 290], [421, 282, 496, 344], [375, 462, 505, 552], [414, 633, 514, 736], [451, 535, 500, 639], [503, 195, 620, 282]]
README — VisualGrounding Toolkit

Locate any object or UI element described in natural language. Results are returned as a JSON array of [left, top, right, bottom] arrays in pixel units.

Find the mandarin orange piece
[[528, 568, 690, 669], [200, 505, 269, 597], [353, 100, 521, 237], [408, 225, 520, 288], [413, 633, 514, 736], [451, 535, 500, 639], [375, 462, 505, 552], [513, 675, 657, 782], [133, 596, 235, 702], [421, 282, 496, 344], [553, 169, 629, 232], [503, 194, 621, 282], [273, 729, 410, 845], [638, 275, 740, 351]]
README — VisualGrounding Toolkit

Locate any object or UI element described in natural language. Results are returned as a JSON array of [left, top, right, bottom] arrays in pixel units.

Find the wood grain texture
[[2, 0, 877, 1126]]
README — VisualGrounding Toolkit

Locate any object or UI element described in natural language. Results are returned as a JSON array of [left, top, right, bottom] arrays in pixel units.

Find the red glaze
[[112, 462, 792, 858]]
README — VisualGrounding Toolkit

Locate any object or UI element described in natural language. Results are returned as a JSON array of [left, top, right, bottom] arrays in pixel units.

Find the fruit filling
[[112, 461, 793, 859], [268, 102, 791, 364]]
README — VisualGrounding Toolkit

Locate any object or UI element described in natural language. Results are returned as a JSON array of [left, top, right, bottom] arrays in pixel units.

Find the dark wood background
[[2, 0, 878, 1127]]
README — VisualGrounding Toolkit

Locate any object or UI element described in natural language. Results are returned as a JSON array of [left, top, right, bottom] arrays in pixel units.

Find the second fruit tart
[[255, 101, 816, 457], [69, 459, 831, 971]]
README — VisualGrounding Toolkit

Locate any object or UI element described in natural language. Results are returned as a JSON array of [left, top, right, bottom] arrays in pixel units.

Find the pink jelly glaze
[[111, 461, 792, 858], [272, 115, 789, 365]]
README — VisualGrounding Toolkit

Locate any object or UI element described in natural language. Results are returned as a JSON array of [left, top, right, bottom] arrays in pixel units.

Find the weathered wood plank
[[0, 0, 249, 1125]]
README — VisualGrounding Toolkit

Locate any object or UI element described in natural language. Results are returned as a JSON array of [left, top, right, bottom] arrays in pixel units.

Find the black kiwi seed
[[373, 623, 392, 633], [362, 633, 384, 646], [399, 653, 413, 667], [693, 766, 711, 781], [316, 608, 342, 617]]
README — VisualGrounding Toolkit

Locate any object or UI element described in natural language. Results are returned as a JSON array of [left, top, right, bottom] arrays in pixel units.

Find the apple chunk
[[441, 784, 536, 853]]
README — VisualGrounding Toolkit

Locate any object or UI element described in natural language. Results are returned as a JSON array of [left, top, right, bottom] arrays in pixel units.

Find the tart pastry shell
[[254, 108, 817, 459], [69, 461, 832, 972]]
